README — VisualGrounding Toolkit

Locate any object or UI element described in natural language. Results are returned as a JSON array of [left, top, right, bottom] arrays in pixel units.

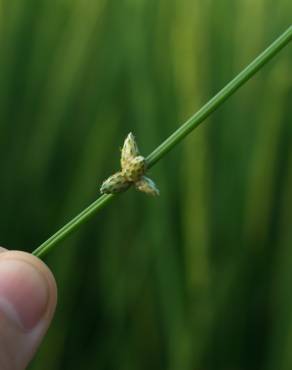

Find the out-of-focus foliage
[[0, 0, 291, 369]]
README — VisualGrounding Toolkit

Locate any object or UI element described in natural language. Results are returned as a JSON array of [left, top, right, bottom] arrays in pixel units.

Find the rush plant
[[32, 26, 292, 259]]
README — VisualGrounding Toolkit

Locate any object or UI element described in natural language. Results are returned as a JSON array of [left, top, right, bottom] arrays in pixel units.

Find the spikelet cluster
[[100, 133, 159, 196]]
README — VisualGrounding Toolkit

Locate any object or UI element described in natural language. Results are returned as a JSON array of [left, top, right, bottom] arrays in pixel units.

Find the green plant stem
[[33, 194, 115, 257], [33, 26, 292, 258], [146, 25, 292, 167]]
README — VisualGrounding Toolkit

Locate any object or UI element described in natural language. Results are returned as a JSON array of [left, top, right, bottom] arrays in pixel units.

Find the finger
[[0, 251, 57, 370]]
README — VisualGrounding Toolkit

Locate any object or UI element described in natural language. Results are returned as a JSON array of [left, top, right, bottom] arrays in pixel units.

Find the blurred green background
[[0, 0, 291, 369]]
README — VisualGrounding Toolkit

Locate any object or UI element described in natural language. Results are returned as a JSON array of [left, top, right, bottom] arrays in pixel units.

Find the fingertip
[[0, 250, 58, 369], [0, 250, 57, 324]]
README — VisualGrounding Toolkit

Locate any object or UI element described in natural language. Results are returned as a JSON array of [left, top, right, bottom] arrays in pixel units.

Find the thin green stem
[[33, 194, 114, 257], [146, 25, 292, 167], [33, 26, 292, 258]]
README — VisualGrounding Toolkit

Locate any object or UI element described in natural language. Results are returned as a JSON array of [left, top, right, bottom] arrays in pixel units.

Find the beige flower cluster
[[100, 133, 159, 196]]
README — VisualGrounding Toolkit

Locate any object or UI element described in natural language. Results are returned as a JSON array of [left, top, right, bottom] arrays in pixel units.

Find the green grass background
[[0, 0, 291, 369]]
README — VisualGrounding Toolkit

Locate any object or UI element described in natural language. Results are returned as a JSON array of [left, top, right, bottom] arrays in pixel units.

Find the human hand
[[0, 247, 57, 370]]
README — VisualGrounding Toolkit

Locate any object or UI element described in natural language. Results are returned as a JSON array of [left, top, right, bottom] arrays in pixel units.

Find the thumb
[[0, 248, 57, 370]]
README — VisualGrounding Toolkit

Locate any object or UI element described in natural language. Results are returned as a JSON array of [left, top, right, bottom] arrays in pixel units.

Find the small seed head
[[135, 176, 160, 196], [100, 172, 131, 194], [121, 132, 140, 170], [122, 155, 147, 182]]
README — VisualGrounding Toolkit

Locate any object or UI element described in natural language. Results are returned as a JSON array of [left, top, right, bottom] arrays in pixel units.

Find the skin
[[0, 247, 57, 370]]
